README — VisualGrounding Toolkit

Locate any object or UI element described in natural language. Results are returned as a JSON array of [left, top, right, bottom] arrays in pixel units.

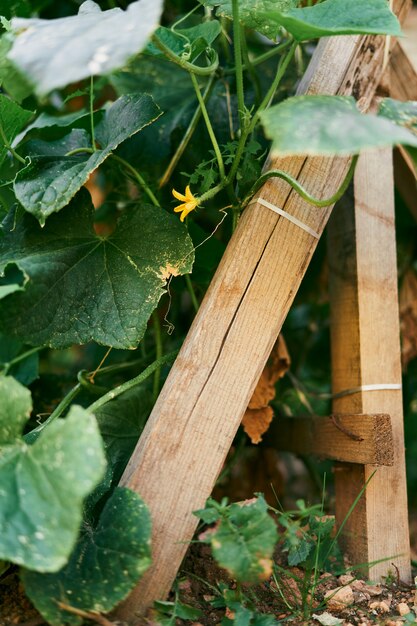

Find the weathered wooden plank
[[115, 2, 411, 620], [272, 414, 394, 465], [328, 148, 411, 582]]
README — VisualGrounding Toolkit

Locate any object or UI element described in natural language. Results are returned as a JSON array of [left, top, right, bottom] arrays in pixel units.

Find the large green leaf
[[95, 383, 153, 484], [0, 376, 31, 444], [0, 333, 39, 385], [111, 57, 201, 166], [0, 190, 194, 349], [0, 94, 32, 168], [7, 0, 164, 96], [198, 0, 296, 39], [14, 93, 161, 224], [378, 98, 417, 135], [149, 21, 222, 62], [263, 0, 401, 41], [0, 263, 27, 301], [260, 96, 417, 157], [0, 399, 106, 572], [199, 0, 400, 41], [22, 487, 151, 626], [0, 35, 33, 102], [198, 496, 278, 583]]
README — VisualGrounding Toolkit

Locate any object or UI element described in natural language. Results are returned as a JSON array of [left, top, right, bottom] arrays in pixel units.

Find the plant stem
[[193, 41, 298, 207], [240, 26, 261, 106], [65, 147, 94, 156], [159, 74, 216, 188], [151, 33, 219, 76], [152, 311, 163, 402], [87, 350, 179, 413], [232, 0, 245, 130], [57, 603, 115, 626], [110, 153, 160, 207], [2, 346, 42, 375], [25, 383, 82, 443], [248, 39, 297, 133], [224, 41, 297, 191], [90, 76, 96, 152], [190, 72, 225, 180], [243, 155, 358, 209], [223, 39, 293, 75], [0, 121, 26, 165], [185, 274, 199, 312]]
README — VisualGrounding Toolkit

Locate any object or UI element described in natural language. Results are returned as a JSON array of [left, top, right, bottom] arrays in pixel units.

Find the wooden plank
[[272, 414, 394, 465], [115, 3, 411, 620], [390, 41, 417, 99], [402, 7, 417, 69], [327, 148, 411, 582]]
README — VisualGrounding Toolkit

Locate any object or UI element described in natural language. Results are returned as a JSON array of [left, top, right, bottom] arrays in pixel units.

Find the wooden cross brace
[[115, 2, 413, 621]]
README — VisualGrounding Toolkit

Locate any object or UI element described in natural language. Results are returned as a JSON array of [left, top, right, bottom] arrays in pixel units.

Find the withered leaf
[[242, 335, 290, 444], [400, 269, 417, 370]]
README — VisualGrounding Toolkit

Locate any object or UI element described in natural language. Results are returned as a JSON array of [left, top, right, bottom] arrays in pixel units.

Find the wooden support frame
[[115, 2, 412, 621], [271, 414, 394, 466], [327, 148, 410, 582]]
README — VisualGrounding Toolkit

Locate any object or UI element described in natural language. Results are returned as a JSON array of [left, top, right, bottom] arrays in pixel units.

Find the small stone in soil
[[397, 602, 411, 616]]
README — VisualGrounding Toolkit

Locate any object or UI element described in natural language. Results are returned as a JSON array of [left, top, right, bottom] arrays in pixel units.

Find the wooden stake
[[115, 2, 411, 620], [273, 414, 394, 465], [328, 148, 411, 582]]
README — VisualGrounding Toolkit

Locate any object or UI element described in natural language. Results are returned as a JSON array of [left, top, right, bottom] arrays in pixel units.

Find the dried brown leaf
[[400, 269, 417, 369], [242, 407, 273, 444], [243, 336, 290, 443]]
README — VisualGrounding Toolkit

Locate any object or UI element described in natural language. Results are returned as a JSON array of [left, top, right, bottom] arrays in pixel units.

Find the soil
[[1, 516, 416, 626], [1, 448, 416, 626]]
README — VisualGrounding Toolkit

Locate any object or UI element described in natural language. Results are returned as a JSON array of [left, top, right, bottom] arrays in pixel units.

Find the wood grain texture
[[328, 148, 411, 582], [115, 2, 411, 620], [273, 414, 394, 465]]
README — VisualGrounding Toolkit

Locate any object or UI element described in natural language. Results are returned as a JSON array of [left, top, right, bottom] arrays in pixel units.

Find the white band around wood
[[252, 198, 320, 239], [333, 384, 402, 399]]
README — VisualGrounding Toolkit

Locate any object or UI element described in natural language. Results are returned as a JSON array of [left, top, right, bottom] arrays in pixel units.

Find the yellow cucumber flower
[[172, 185, 198, 222]]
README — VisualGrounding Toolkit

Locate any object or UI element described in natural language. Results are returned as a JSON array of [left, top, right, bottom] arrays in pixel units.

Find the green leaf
[[198, 0, 296, 39], [111, 57, 200, 166], [0, 94, 32, 167], [204, 496, 278, 584], [96, 384, 153, 474], [0, 376, 31, 444], [194, 504, 221, 524], [150, 21, 221, 62], [154, 599, 202, 623], [0, 333, 39, 385], [0, 404, 106, 571], [0, 0, 32, 19], [378, 98, 417, 136], [0, 35, 33, 102], [13, 109, 92, 146], [14, 93, 161, 224], [287, 537, 313, 567], [0, 190, 194, 349], [199, 0, 400, 41], [7, 0, 164, 96], [0, 263, 27, 300], [260, 96, 417, 157], [22, 487, 151, 626], [262, 0, 402, 42]]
